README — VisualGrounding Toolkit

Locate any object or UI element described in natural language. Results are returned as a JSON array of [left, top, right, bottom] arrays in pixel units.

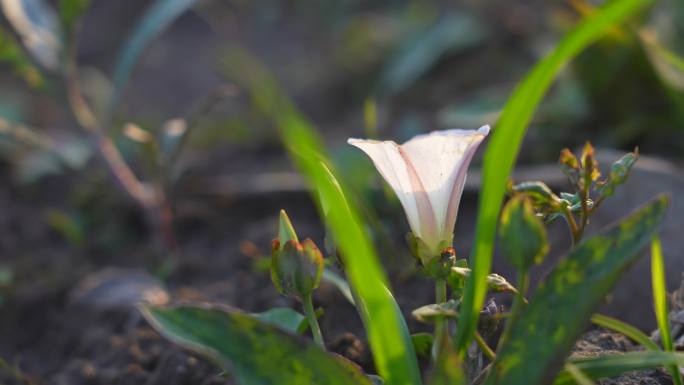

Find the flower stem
[[432, 278, 448, 360], [498, 270, 529, 350], [474, 331, 496, 361], [304, 294, 325, 349]]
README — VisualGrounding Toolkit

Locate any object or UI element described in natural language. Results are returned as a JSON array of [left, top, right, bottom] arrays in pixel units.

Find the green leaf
[[499, 195, 549, 271], [555, 351, 684, 385], [110, 0, 197, 113], [454, 0, 655, 354], [487, 195, 669, 385], [252, 307, 307, 334], [142, 304, 372, 385], [411, 333, 433, 359], [412, 300, 460, 323], [651, 235, 683, 385], [0, 0, 61, 70], [222, 48, 422, 385], [590, 314, 659, 351], [322, 268, 355, 305]]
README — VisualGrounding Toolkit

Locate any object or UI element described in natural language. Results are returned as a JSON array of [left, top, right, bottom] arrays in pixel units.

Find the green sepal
[[278, 209, 299, 244]]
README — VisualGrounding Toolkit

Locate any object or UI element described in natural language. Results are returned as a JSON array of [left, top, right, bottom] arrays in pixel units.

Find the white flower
[[348, 126, 490, 259]]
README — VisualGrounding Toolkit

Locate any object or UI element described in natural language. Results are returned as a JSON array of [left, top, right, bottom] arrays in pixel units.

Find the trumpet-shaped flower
[[348, 126, 490, 262]]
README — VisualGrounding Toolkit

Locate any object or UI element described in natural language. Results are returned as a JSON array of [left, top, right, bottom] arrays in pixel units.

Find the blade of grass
[[454, 0, 655, 354], [221, 48, 422, 385], [555, 351, 684, 385], [563, 363, 596, 385], [590, 314, 659, 351], [651, 235, 683, 385]]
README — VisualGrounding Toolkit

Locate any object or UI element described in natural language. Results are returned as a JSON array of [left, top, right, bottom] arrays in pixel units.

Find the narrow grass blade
[[141, 304, 372, 385], [322, 268, 355, 305], [555, 351, 684, 385], [221, 48, 422, 385], [651, 235, 683, 385], [487, 195, 668, 385], [110, 0, 197, 113], [590, 314, 659, 351], [454, 0, 655, 354], [563, 363, 596, 385]]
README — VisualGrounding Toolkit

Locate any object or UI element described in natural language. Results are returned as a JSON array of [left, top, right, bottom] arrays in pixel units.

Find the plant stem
[[474, 331, 496, 361], [498, 270, 530, 350], [562, 206, 580, 247], [303, 294, 325, 349], [432, 278, 448, 360]]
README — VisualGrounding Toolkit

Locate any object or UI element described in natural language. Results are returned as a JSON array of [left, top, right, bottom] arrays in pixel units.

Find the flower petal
[[400, 126, 490, 243], [347, 138, 436, 241]]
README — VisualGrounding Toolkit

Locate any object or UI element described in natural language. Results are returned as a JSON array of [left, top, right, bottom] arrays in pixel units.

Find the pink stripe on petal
[[397, 146, 439, 249]]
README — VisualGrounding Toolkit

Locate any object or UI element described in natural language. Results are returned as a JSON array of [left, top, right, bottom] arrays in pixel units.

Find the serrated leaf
[[142, 304, 373, 385], [487, 195, 668, 385]]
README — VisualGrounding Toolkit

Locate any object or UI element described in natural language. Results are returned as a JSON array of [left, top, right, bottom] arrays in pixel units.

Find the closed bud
[[499, 195, 549, 271], [271, 210, 323, 299], [559, 148, 580, 186], [271, 238, 324, 299], [579, 142, 600, 191]]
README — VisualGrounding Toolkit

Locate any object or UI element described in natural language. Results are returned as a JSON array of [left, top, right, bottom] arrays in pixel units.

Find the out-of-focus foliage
[[0, 0, 61, 70], [0, 27, 43, 86], [142, 305, 374, 385]]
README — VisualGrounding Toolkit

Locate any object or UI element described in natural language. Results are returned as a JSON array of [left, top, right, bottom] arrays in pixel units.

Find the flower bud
[[271, 210, 323, 299], [579, 142, 600, 191], [271, 238, 324, 299], [499, 195, 549, 271], [559, 148, 580, 186]]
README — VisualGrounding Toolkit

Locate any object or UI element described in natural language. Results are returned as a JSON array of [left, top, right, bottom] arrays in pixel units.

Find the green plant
[[137, 1, 684, 385]]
